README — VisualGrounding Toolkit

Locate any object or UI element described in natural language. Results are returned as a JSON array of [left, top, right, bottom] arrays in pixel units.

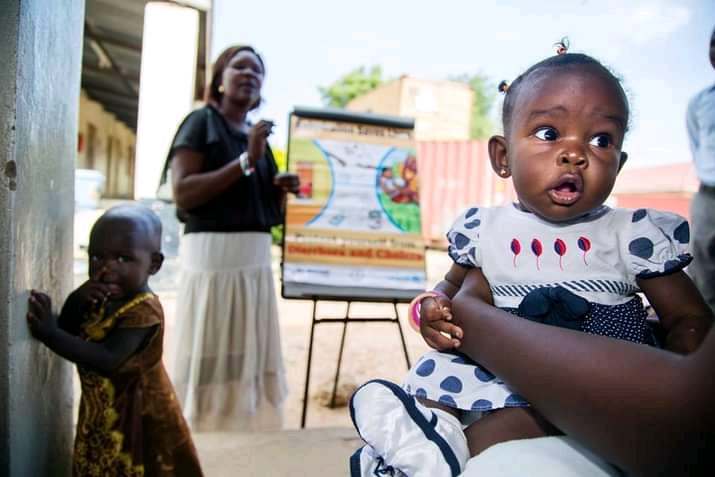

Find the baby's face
[[504, 66, 627, 223]]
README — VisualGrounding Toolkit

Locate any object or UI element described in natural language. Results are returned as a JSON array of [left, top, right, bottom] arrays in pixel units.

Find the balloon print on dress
[[510, 238, 521, 267], [553, 238, 567, 270], [577, 236, 591, 265], [531, 238, 543, 270]]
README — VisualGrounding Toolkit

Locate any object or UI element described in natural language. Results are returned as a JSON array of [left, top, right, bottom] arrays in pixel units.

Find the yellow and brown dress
[[74, 292, 203, 476]]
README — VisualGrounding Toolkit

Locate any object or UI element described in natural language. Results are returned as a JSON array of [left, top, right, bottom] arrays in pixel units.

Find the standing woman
[[168, 45, 299, 431]]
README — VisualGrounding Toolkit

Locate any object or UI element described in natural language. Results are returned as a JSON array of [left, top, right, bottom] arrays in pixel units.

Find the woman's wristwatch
[[238, 152, 254, 176]]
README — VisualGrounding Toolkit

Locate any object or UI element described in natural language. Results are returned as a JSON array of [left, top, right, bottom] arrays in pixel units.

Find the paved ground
[[73, 205, 451, 475]]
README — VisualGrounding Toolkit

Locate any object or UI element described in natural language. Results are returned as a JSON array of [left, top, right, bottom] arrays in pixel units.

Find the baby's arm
[[27, 290, 154, 375], [638, 271, 714, 354]]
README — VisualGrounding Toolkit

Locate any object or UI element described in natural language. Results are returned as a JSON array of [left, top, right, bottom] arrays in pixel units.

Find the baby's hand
[[419, 295, 463, 351]]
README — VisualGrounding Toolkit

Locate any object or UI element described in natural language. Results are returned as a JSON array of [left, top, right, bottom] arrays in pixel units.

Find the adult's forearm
[[451, 292, 715, 475], [174, 160, 243, 210]]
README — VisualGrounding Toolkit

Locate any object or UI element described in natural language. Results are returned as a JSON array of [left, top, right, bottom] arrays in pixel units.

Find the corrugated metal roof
[[82, 0, 208, 132]]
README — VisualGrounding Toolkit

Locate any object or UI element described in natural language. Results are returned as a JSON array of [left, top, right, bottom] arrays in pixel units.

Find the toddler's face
[[504, 66, 627, 223], [88, 220, 155, 299]]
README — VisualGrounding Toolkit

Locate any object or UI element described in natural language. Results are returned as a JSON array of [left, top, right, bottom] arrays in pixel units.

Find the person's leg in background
[[689, 188, 715, 313]]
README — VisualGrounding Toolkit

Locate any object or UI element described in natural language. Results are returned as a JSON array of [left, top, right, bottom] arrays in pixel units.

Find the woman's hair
[[499, 52, 629, 135], [204, 45, 266, 109]]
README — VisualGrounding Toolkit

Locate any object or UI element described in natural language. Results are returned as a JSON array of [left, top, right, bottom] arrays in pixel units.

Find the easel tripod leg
[[330, 301, 351, 408], [394, 301, 412, 369], [300, 298, 318, 428]]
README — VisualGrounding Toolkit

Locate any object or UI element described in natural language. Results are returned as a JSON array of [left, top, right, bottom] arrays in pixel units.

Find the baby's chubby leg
[[464, 407, 562, 456]]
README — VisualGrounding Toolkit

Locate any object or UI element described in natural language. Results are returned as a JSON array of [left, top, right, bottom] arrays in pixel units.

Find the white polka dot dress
[[403, 204, 691, 413]]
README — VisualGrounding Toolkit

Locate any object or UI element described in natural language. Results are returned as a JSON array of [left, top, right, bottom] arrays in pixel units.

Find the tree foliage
[[318, 66, 496, 140], [318, 65, 384, 108], [449, 73, 497, 140]]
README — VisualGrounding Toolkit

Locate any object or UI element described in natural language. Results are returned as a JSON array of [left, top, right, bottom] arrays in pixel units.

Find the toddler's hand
[[75, 269, 115, 311], [26, 290, 56, 340], [419, 295, 463, 351]]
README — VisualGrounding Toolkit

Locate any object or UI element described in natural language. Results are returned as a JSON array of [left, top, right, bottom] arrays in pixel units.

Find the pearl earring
[[499, 167, 508, 177], [218, 84, 225, 93]]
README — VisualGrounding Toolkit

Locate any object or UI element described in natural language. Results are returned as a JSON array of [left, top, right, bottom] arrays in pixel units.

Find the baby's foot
[[350, 444, 408, 477], [349, 379, 469, 477]]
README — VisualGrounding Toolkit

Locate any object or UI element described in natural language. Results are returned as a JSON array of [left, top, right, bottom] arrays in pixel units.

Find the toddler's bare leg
[[464, 407, 561, 457]]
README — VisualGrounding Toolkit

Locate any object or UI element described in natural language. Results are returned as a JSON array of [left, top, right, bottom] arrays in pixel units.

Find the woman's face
[[221, 49, 264, 108]]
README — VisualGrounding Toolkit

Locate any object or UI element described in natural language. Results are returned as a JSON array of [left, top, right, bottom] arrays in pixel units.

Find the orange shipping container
[[416, 140, 516, 248]]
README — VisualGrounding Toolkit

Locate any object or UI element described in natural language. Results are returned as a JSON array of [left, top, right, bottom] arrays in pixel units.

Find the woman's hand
[[419, 295, 463, 350], [247, 120, 274, 166], [274, 172, 300, 194], [26, 290, 57, 341]]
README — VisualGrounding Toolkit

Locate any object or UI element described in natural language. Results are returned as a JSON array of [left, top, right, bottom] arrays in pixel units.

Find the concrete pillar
[[0, 0, 84, 475], [133, 2, 199, 200]]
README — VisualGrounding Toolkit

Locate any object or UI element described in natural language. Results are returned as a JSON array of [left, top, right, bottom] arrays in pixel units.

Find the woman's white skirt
[[170, 231, 288, 432]]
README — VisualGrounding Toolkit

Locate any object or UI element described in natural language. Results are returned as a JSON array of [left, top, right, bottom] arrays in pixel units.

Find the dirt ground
[[72, 209, 451, 430]]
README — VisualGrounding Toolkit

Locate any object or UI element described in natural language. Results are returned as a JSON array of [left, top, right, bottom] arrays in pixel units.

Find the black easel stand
[[300, 297, 412, 428]]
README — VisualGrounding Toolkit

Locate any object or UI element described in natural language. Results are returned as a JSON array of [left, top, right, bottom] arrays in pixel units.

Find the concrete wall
[[0, 0, 84, 475]]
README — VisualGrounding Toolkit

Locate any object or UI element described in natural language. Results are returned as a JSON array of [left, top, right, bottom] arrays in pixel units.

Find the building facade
[[346, 76, 474, 141]]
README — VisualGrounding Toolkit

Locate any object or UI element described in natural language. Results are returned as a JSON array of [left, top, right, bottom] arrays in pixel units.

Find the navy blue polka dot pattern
[[416, 359, 436, 377], [581, 297, 649, 343], [453, 232, 470, 250], [632, 209, 647, 222], [505, 394, 528, 407], [474, 365, 495, 382], [629, 237, 654, 260], [440, 376, 463, 393], [438, 395, 458, 407], [470, 399, 494, 411], [415, 388, 427, 399], [673, 221, 689, 243], [465, 207, 479, 218], [464, 219, 481, 229]]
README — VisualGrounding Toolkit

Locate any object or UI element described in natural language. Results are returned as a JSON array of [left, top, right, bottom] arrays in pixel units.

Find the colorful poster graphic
[[282, 110, 426, 300]]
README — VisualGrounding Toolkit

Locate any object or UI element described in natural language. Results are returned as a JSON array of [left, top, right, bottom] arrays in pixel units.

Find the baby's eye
[[589, 134, 612, 148], [534, 127, 558, 141]]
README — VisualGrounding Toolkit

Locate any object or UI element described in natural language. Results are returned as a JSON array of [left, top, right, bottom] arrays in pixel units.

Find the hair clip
[[554, 37, 570, 55], [498, 80, 510, 94]]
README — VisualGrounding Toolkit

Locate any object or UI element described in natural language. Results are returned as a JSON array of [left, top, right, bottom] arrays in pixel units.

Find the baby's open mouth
[[549, 176, 582, 205]]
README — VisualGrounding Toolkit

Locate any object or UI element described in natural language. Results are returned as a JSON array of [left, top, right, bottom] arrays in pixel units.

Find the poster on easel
[[281, 106, 426, 301]]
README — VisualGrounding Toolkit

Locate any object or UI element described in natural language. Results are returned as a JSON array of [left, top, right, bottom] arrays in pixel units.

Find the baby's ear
[[149, 252, 165, 275], [617, 151, 628, 172], [488, 135, 510, 177]]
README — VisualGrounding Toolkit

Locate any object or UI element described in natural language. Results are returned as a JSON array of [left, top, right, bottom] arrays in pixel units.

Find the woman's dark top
[[168, 105, 284, 234]]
